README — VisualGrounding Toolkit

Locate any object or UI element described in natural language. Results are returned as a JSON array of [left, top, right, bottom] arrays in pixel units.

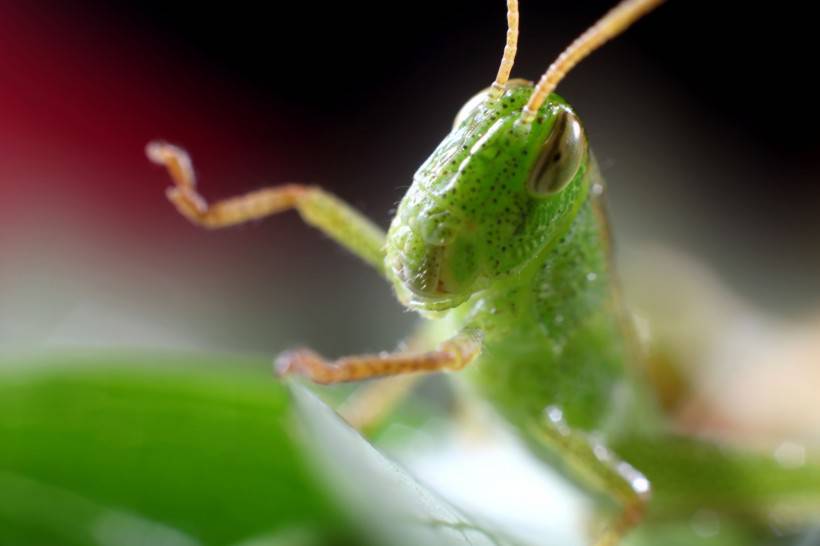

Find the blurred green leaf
[[0, 352, 523, 546], [290, 381, 520, 546]]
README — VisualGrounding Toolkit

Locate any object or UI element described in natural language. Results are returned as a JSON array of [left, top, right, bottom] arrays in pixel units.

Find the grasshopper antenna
[[489, 0, 520, 98], [522, 0, 665, 122]]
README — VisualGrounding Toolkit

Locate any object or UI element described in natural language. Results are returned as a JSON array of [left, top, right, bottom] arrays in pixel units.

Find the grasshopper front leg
[[146, 141, 387, 275], [276, 333, 482, 384]]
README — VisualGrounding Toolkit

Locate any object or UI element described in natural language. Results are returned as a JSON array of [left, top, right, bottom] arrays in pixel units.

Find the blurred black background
[[75, 0, 818, 151], [71, 0, 818, 143]]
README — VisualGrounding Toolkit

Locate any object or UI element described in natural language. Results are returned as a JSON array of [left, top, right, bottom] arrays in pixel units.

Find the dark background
[[78, 0, 819, 150], [2, 1, 819, 356]]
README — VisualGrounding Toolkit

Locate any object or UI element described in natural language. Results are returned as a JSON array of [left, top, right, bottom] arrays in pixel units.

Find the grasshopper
[[147, 0, 820, 543]]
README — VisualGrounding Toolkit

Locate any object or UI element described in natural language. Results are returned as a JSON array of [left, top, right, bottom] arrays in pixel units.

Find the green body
[[384, 81, 820, 527], [463, 196, 630, 434], [387, 83, 637, 436]]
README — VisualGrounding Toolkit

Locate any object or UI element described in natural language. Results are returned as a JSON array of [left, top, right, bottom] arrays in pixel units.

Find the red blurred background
[[2, 1, 819, 359]]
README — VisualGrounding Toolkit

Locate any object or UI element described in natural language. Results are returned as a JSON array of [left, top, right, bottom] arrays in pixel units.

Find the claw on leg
[[146, 141, 209, 223], [146, 141, 197, 192], [146, 140, 306, 229]]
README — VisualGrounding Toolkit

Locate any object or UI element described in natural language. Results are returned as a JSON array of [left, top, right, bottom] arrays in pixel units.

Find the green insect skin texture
[[386, 82, 820, 529], [387, 83, 636, 436]]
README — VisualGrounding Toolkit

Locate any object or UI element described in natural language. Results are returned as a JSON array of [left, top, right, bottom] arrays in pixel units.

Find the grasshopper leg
[[337, 323, 455, 431], [146, 141, 387, 275], [275, 333, 481, 385], [528, 407, 650, 546], [338, 375, 422, 432]]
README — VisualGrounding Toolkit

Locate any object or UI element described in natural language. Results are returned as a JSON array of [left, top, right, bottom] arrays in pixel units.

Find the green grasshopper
[[147, 0, 820, 543]]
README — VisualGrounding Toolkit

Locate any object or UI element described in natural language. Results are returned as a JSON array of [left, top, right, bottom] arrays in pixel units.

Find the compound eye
[[527, 108, 587, 196]]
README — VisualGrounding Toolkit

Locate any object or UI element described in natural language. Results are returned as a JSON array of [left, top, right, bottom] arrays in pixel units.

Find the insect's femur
[[522, 0, 665, 122], [490, 0, 520, 97]]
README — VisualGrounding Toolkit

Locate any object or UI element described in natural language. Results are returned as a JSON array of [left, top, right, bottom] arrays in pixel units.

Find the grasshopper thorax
[[386, 80, 590, 313]]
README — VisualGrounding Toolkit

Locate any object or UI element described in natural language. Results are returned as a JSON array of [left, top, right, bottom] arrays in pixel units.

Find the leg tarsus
[[165, 186, 208, 222], [146, 141, 197, 191]]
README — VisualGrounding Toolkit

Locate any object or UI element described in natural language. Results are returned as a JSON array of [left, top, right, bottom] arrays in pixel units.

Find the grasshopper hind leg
[[528, 406, 650, 546]]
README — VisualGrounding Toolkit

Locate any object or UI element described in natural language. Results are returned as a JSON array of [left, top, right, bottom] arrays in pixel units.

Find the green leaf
[[0, 351, 524, 546], [290, 382, 521, 546]]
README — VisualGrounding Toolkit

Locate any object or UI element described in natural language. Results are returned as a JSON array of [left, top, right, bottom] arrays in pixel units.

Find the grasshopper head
[[384, 0, 663, 312], [386, 80, 590, 312]]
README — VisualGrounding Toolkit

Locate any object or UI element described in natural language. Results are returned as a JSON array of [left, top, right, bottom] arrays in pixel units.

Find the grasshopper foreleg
[[275, 333, 481, 385], [146, 141, 387, 275]]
